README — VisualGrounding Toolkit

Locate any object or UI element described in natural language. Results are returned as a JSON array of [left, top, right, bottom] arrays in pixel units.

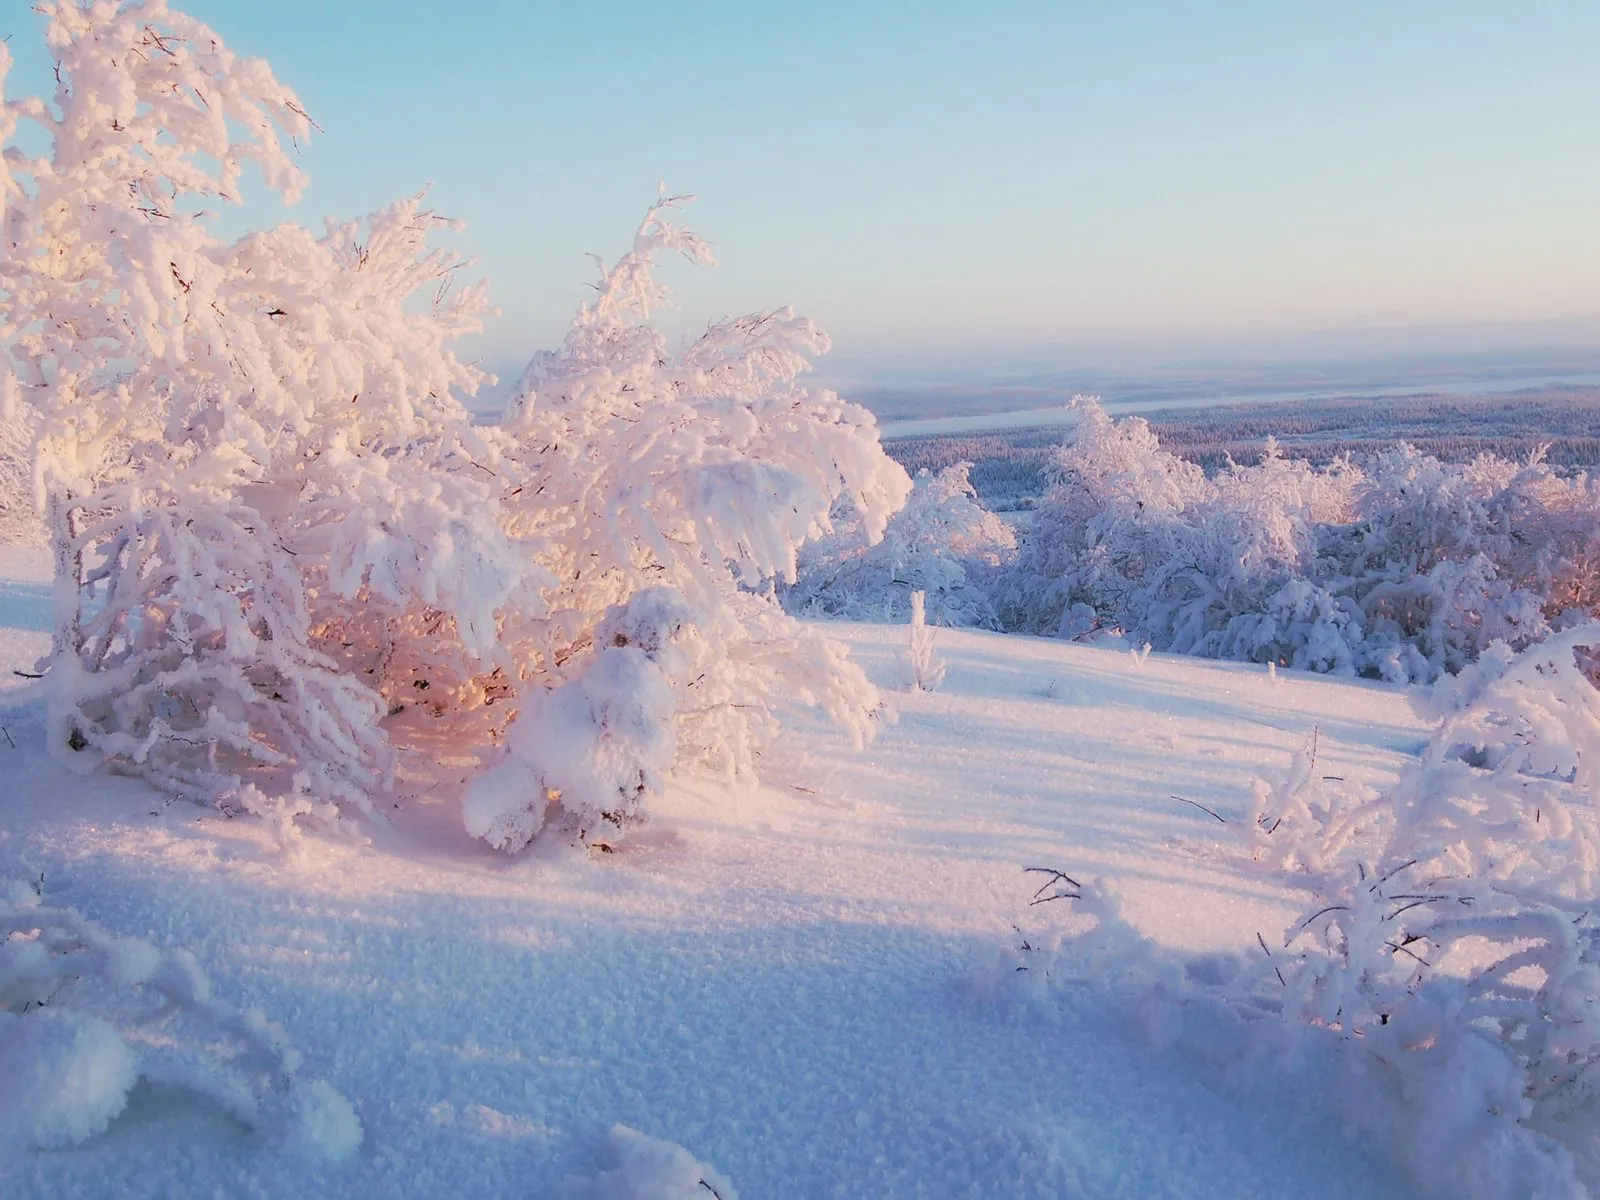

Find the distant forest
[[885, 388, 1600, 511]]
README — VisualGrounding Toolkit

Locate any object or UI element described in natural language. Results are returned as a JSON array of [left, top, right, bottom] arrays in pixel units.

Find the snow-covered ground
[[0, 546, 1431, 1198], [875, 371, 1600, 438]]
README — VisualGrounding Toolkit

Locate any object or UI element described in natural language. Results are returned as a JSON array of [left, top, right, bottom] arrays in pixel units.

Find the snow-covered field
[[873, 371, 1600, 439], [0, 546, 1435, 1198]]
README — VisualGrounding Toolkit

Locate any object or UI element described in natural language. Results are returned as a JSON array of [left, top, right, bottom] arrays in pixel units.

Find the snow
[[575, 1124, 738, 1200], [0, 1010, 137, 1150], [0, 544, 1431, 1197]]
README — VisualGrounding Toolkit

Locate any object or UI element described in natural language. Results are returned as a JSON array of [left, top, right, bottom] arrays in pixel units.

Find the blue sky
[[7, 2, 1599, 375]]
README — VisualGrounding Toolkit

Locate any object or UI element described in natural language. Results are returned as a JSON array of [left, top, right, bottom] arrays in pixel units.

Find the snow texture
[[1, 541, 1431, 1198], [0, 1009, 138, 1150], [0, 799, 361, 1167], [575, 1125, 739, 1200]]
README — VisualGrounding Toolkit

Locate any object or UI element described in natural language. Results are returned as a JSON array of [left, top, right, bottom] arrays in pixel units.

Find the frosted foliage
[[2, 2, 533, 821], [476, 198, 910, 847], [1, 4, 927, 847], [900, 590, 946, 692], [465, 642, 677, 852], [785, 461, 1016, 627], [1253, 626, 1600, 1194], [0, 880, 359, 1157], [1007, 397, 1580, 682], [0, 376, 43, 545], [1024, 626, 1600, 1198], [1242, 743, 1388, 878]]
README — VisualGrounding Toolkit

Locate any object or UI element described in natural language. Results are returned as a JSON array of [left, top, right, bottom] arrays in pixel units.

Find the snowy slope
[[0, 546, 1428, 1199]]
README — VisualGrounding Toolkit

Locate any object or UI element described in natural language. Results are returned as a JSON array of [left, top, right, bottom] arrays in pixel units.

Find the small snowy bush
[[1016, 624, 1600, 1198], [468, 198, 910, 849], [784, 461, 1015, 627], [1258, 625, 1600, 1193], [1241, 736, 1388, 878], [899, 590, 947, 692], [0, 879, 359, 1158]]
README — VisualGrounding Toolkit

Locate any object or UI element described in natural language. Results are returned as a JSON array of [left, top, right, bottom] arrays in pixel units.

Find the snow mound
[[0, 1008, 138, 1149], [578, 1125, 739, 1200], [0, 881, 360, 1160], [291, 1079, 365, 1163]]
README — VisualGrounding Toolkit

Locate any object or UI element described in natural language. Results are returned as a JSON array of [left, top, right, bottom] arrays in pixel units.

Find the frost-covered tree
[[464, 198, 912, 850], [1004, 399, 1357, 657], [3, 3, 916, 848], [783, 461, 1016, 627], [2, 1, 530, 826], [1004, 397, 1570, 682]]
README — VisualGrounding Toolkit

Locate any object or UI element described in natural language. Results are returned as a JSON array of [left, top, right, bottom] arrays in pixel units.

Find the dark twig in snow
[[1288, 904, 1351, 944], [1024, 866, 1082, 904], [1172, 794, 1226, 823], [1256, 931, 1286, 986]]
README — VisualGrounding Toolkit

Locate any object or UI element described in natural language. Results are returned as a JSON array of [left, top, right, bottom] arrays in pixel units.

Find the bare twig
[[1385, 897, 1447, 921], [1171, 794, 1226, 824], [1372, 859, 1418, 890], [1288, 904, 1350, 944], [1024, 866, 1082, 904], [1256, 931, 1286, 986], [1385, 938, 1431, 967]]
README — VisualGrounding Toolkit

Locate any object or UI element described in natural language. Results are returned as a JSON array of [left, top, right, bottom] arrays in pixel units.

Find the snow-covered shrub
[[783, 461, 1015, 627], [1264, 626, 1600, 1144], [1255, 621, 1600, 1192], [1018, 624, 1600, 1197], [1004, 398, 1579, 682], [468, 197, 912, 848], [5, 6, 906, 845], [1008, 868, 1596, 1198], [2, 2, 532, 825], [1331, 446, 1552, 681], [1241, 736, 1387, 877], [1004, 401, 1356, 656], [0, 878, 359, 1158], [899, 590, 946, 692]]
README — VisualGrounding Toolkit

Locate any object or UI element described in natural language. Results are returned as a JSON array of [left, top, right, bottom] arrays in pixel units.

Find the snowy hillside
[[0, 546, 1431, 1198]]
